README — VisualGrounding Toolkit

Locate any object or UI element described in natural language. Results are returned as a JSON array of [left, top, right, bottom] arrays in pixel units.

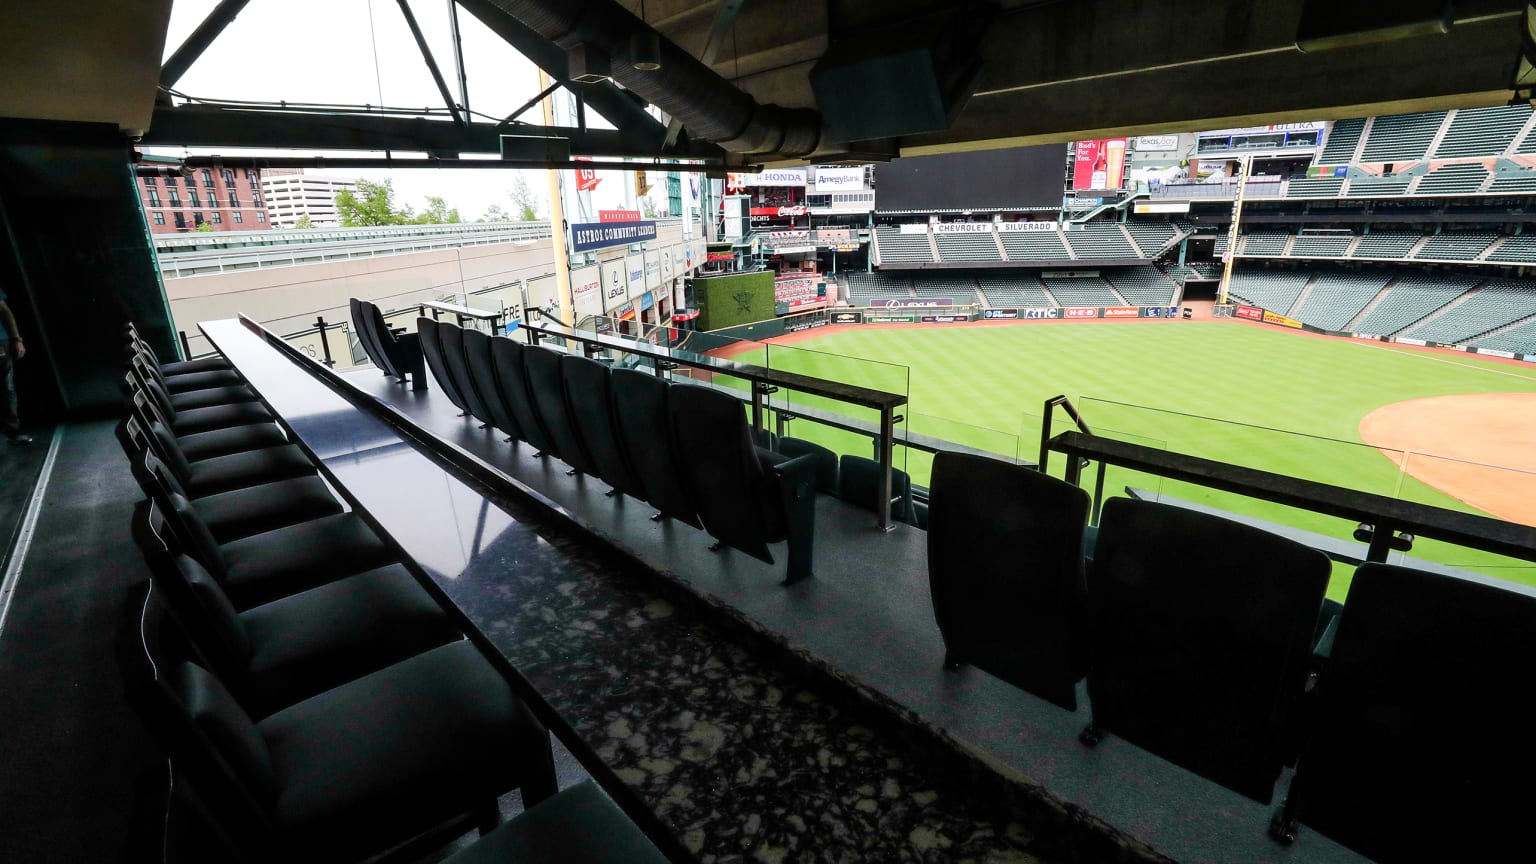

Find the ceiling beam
[[160, 0, 252, 91], [394, 0, 466, 127], [141, 105, 725, 160]]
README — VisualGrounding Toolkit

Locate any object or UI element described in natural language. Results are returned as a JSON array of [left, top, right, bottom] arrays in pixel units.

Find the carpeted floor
[[0, 421, 165, 864]]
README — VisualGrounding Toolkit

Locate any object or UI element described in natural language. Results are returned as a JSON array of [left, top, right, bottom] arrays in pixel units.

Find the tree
[[335, 178, 409, 227], [508, 174, 540, 221], [194, 221, 215, 232], [417, 195, 462, 225], [294, 215, 315, 229], [481, 203, 509, 223]]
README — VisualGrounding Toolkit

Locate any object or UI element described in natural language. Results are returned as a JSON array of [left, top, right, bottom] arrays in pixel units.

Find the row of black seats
[[117, 324, 666, 864], [928, 451, 1535, 862], [349, 298, 426, 389], [415, 316, 823, 582]]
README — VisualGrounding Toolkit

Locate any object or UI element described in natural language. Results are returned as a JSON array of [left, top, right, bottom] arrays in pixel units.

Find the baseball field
[[717, 318, 1536, 601]]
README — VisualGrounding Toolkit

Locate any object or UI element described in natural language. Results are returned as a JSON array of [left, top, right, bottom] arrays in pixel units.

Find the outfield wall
[[1228, 303, 1536, 364]]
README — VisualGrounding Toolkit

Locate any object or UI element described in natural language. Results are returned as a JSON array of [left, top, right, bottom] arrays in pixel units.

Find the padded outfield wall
[[693, 270, 777, 331]]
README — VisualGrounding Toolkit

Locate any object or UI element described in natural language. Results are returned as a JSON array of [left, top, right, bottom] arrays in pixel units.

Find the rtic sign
[[1019, 308, 1062, 319]]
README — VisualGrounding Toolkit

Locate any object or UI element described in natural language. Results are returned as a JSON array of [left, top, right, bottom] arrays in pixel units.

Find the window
[[188, 189, 200, 208], [168, 190, 181, 206], [222, 169, 235, 187], [152, 211, 165, 225], [193, 212, 204, 227], [211, 212, 223, 224], [201, 169, 214, 188], [228, 191, 239, 208], [252, 193, 263, 208], [147, 190, 160, 207], [256, 212, 266, 223], [232, 211, 243, 223], [173, 212, 186, 229], [249, 173, 259, 190], [143, 175, 157, 188]]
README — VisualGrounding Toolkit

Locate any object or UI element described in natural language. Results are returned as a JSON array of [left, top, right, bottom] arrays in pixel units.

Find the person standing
[[0, 285, 31, 445]]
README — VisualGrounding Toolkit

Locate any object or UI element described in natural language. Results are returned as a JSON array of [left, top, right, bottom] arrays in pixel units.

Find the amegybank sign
[[813, 166, 865, 192]]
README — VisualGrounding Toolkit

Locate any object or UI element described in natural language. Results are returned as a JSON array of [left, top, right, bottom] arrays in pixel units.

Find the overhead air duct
[[484, 0, 825, 160]]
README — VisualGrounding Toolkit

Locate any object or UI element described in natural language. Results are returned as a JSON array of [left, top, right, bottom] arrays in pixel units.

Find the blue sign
[[639, 291, 655, 311], [571, 220, 657, 253]]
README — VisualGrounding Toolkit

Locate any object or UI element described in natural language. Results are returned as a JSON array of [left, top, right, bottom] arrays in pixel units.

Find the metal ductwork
[[484, 0, 825, 160]]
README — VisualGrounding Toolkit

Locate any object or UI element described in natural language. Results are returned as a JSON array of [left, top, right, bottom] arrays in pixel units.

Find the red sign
[[574, 157, 600, 192], [750, 206, 808, 217], [1065, 307, 1099, 318], [1073, 139, 1128, 190], [1104, 306, 1140, 318], [1235, 306, 1263, 320], [706, 252, 734, 262], [599, 209, 640, 223]]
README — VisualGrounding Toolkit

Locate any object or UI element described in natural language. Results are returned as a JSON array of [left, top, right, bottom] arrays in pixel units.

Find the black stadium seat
[[561, 355, 647, 501], [1274, 563, 1536, 860], [131, 448, 341, 543], [124, 393, 287, 461], [611, 369, 700, 527], [417, 318, 471, 416], [839, 454, 915, 525], [926, 452, 1090, 711], [351, 298, 427, 388], [133, 499, 461, 718], [524, 344, 599, 476], [437, 322, 494, 425], [778, 437, 839, 495], [128, 371, 274, 437], [669, 384, 818, 583], [490, 335, 558, 457], [463, 329, 522, 442], [351, 298, 396, 378], [142, 419, 316, 498], [121, 582, 557, 863], [1083, 498, 1331, 804], [442, 782, 666, 864]]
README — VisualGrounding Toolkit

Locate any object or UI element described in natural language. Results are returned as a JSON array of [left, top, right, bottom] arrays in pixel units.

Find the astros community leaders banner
[[571, 220, 657, 253]]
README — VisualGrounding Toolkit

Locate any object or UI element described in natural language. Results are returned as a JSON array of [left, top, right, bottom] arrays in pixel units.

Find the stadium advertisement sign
[[1104, 307, 1141, 318], [870, 297, 952, 308], [1235, 306, 1263, 320], [1072, 138, 1127, 190], [813, 166, 865, 192], [830, 312, 864, 324], [983, 309, 1017, 319], [1262, 310, 1304, 329], [1065, 307, 1099, 318], [1477, 348, 1517, 359], [1019, 308, 1062, 319], [867, 315, 914, 323], [921, 315, 968, 323], [998, 221, 1059, 233], [933, 222, 994, 234], [571, 220, 657, 253], [599, 258, 629, 312], [570, 265, 602, 321], [1140, 306, 1180, 318]]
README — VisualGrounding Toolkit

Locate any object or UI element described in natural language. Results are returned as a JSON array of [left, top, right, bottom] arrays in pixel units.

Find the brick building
[[136, 157, 272, 234]]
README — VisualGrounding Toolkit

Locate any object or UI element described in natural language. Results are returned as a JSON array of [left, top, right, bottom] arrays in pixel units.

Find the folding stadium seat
[[350, 298, 397, 378], [129, 343, 244, 394], [123, 416, 317, 499], [121, 581, 557, 864], [490, 335, 559, 457], [1081, 498, 1332, 804], [524, 344, 600, 477], [778, 436, 839, 496], [129, 446, 341, 544], [131, 353, 258, 410], [126, 369, 276, 437], [441, 782, 666, 864], [437, 321, 496, 425], [561, 355, 647, 501], [417, 318, 472, 416], [126, 322, 232, 375], [1272, 563, 1536, 861], [669, 384, 818, 583], [127, 387, 289, 460], [161, 491, 399, 610], [611, 368, 700, 527], [463, 329, 523, 442], [838, 454, 915, 526], [352, 298, 428, 388], [926, 452, 1090, 711], [132, 499, 461, 718]]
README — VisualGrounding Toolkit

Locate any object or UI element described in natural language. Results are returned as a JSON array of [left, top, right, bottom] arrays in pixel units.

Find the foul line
[[0, 425, 65, 647], [1341, 338, 1536, 384]]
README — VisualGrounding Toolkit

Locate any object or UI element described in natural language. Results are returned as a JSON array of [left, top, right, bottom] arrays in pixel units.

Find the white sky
[[155, 0, 671, 220]]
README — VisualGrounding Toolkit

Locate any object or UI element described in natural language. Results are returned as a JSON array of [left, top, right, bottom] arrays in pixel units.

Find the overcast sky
[[155, 0, 666, 220]]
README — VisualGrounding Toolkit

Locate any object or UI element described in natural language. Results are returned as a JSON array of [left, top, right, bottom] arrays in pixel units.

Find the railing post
[[315, 316, 335, 367], [877, 407, 896, 532], [751, 383, 766, 434], [178, 330, 192, 361], [1365, 521, 1396, 563]]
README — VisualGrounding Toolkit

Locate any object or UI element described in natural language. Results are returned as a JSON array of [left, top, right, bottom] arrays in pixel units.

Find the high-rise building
[[135, 157, 272, 234], [261, 169, 358, 227]]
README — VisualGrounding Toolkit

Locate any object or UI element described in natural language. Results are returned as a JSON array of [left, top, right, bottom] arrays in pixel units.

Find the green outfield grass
[[724, 321, 1536, 601]]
